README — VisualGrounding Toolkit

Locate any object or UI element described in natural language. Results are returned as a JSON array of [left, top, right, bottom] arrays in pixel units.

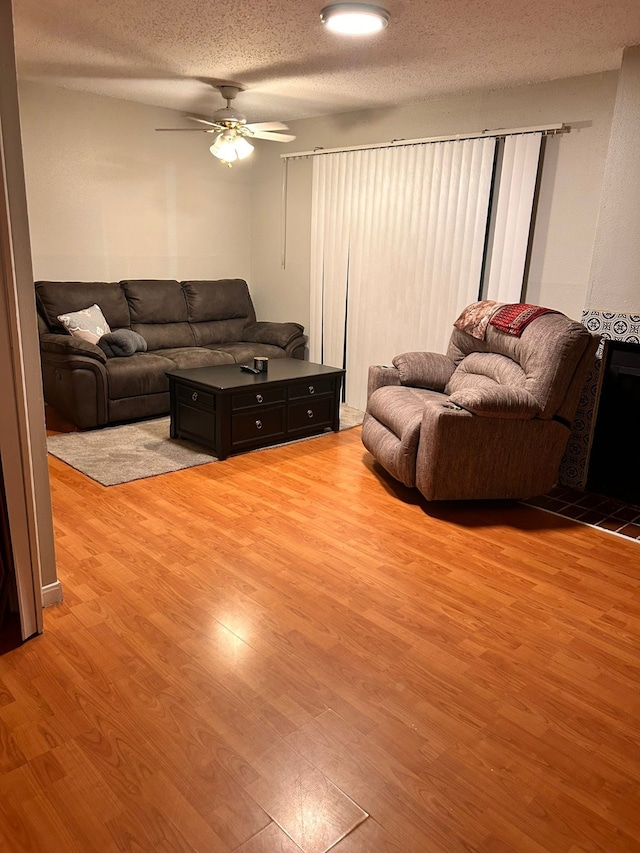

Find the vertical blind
[[483, 132, 543, 303], [310, 137, 497, 410]]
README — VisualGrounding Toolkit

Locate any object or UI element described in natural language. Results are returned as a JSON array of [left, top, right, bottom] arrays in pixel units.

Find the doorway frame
[[0, 0, 59, 640]]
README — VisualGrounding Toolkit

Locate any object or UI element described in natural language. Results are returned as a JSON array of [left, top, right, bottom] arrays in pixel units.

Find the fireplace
[[558, 309, 640, 491], [587, 339, 640, 504]]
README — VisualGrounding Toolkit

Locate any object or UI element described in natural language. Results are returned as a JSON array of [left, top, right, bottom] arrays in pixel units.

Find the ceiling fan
[[156, 84, 296, 166]]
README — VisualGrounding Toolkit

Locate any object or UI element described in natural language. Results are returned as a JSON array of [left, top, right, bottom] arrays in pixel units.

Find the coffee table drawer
[[232, 406, 285, 446], [288, 379, 335, 400], [232, 387, 286, 411], [176, 384, 215, 412], [288, 397, 333, 433]]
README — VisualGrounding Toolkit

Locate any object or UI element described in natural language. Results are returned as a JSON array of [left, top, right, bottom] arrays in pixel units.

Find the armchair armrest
[[242, 321, 305, 349], [367, 365, 401, 401], [40, 333, 107, 364], [448, 385, 542, 418], [392, 352, 455, 390]]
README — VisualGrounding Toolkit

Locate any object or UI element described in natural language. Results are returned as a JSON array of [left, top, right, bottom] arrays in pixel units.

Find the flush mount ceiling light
[[320, 3, 390, 35]]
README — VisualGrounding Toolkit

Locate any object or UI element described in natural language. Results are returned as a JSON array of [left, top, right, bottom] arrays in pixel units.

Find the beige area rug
[[47, 404, 364, 487]]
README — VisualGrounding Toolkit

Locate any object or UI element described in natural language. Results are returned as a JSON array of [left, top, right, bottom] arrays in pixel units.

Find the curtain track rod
[[281, 123, 567, 160]]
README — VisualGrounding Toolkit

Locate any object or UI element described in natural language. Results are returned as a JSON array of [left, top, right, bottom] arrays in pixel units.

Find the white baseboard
[[41, 580, 63, 607]]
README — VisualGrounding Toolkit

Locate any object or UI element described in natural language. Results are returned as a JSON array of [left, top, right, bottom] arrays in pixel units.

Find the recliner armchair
[[361, 304, 599, 501]]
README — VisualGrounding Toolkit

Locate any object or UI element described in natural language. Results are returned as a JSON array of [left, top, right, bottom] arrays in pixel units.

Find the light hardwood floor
[[1, 425, 639, 852]]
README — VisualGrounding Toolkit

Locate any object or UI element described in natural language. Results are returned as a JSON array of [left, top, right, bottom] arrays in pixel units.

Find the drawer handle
[[307, 409, 314, 419], [256, 419, 263, 430], [256, 393, 264, 403], [309, 385, 315, 394], [191, 391, 198, 402]]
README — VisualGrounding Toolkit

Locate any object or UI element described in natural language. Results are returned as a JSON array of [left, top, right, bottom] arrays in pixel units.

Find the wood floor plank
[[286, 708, 478, 853], [1, 425, 638, 851], [328, 817, 405, 852], [234, 820, 304, 852], [246, 740, 368, 853]]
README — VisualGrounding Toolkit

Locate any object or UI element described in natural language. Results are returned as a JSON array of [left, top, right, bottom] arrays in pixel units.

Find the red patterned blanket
[[489, 303, 559, 337]]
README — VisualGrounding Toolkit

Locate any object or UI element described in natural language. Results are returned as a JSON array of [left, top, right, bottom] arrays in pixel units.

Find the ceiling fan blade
[[245, 121, 290, 132], [188, 116, 219, 127], [155, 127, 216, 132], [250, 130, 296, 143]]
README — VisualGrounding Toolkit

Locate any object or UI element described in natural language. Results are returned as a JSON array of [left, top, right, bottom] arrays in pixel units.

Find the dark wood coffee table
[[166, 359, 345, 459]]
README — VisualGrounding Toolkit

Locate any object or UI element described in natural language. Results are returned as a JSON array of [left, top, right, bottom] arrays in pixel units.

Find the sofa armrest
[[242, 321, 305, 348], [40, 333, 107, 364], [392, 352, 455, 390], [448, 385, 542, 418], [367, 365, 401, 401]]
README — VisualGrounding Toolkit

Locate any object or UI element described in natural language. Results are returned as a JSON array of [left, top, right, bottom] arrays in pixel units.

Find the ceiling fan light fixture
[[156, 84, 295, 162], [230, 135, 255, 159], [210, 131, 254, 165], [320, 3, 390, 35]]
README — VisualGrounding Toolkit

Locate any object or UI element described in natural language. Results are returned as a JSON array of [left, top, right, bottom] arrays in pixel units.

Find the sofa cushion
[[158, 347, 235, 369], [106, 352, 176, 399], [36, 281, 130, 332], [209, 343, 288, 363], [191, 319, 252, 347], [130, 322, 195, 350], [121, 280, 188, 323], [57, 303, 111, 345], [181, 279, 255, 323]]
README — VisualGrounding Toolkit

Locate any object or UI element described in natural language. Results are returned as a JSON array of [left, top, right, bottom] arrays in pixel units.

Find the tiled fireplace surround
[[528, 309, 640, 541]]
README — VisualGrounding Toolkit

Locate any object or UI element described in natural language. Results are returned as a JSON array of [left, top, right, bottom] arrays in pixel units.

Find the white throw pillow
[[57, 304, 111, 345]]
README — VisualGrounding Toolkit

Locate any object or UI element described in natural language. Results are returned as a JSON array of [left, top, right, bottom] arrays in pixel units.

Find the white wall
[[250, 72, 619, 329], [587, 45, 640, 313], [16, 71, 623, 335], [18, 81, 253, 283]]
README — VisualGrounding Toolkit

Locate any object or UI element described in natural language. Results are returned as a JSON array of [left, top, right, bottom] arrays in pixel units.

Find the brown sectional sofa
[[36, 278, 307, 429]]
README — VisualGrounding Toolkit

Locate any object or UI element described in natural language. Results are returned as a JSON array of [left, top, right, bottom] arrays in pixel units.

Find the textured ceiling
[[12, 0, 640, 124]]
